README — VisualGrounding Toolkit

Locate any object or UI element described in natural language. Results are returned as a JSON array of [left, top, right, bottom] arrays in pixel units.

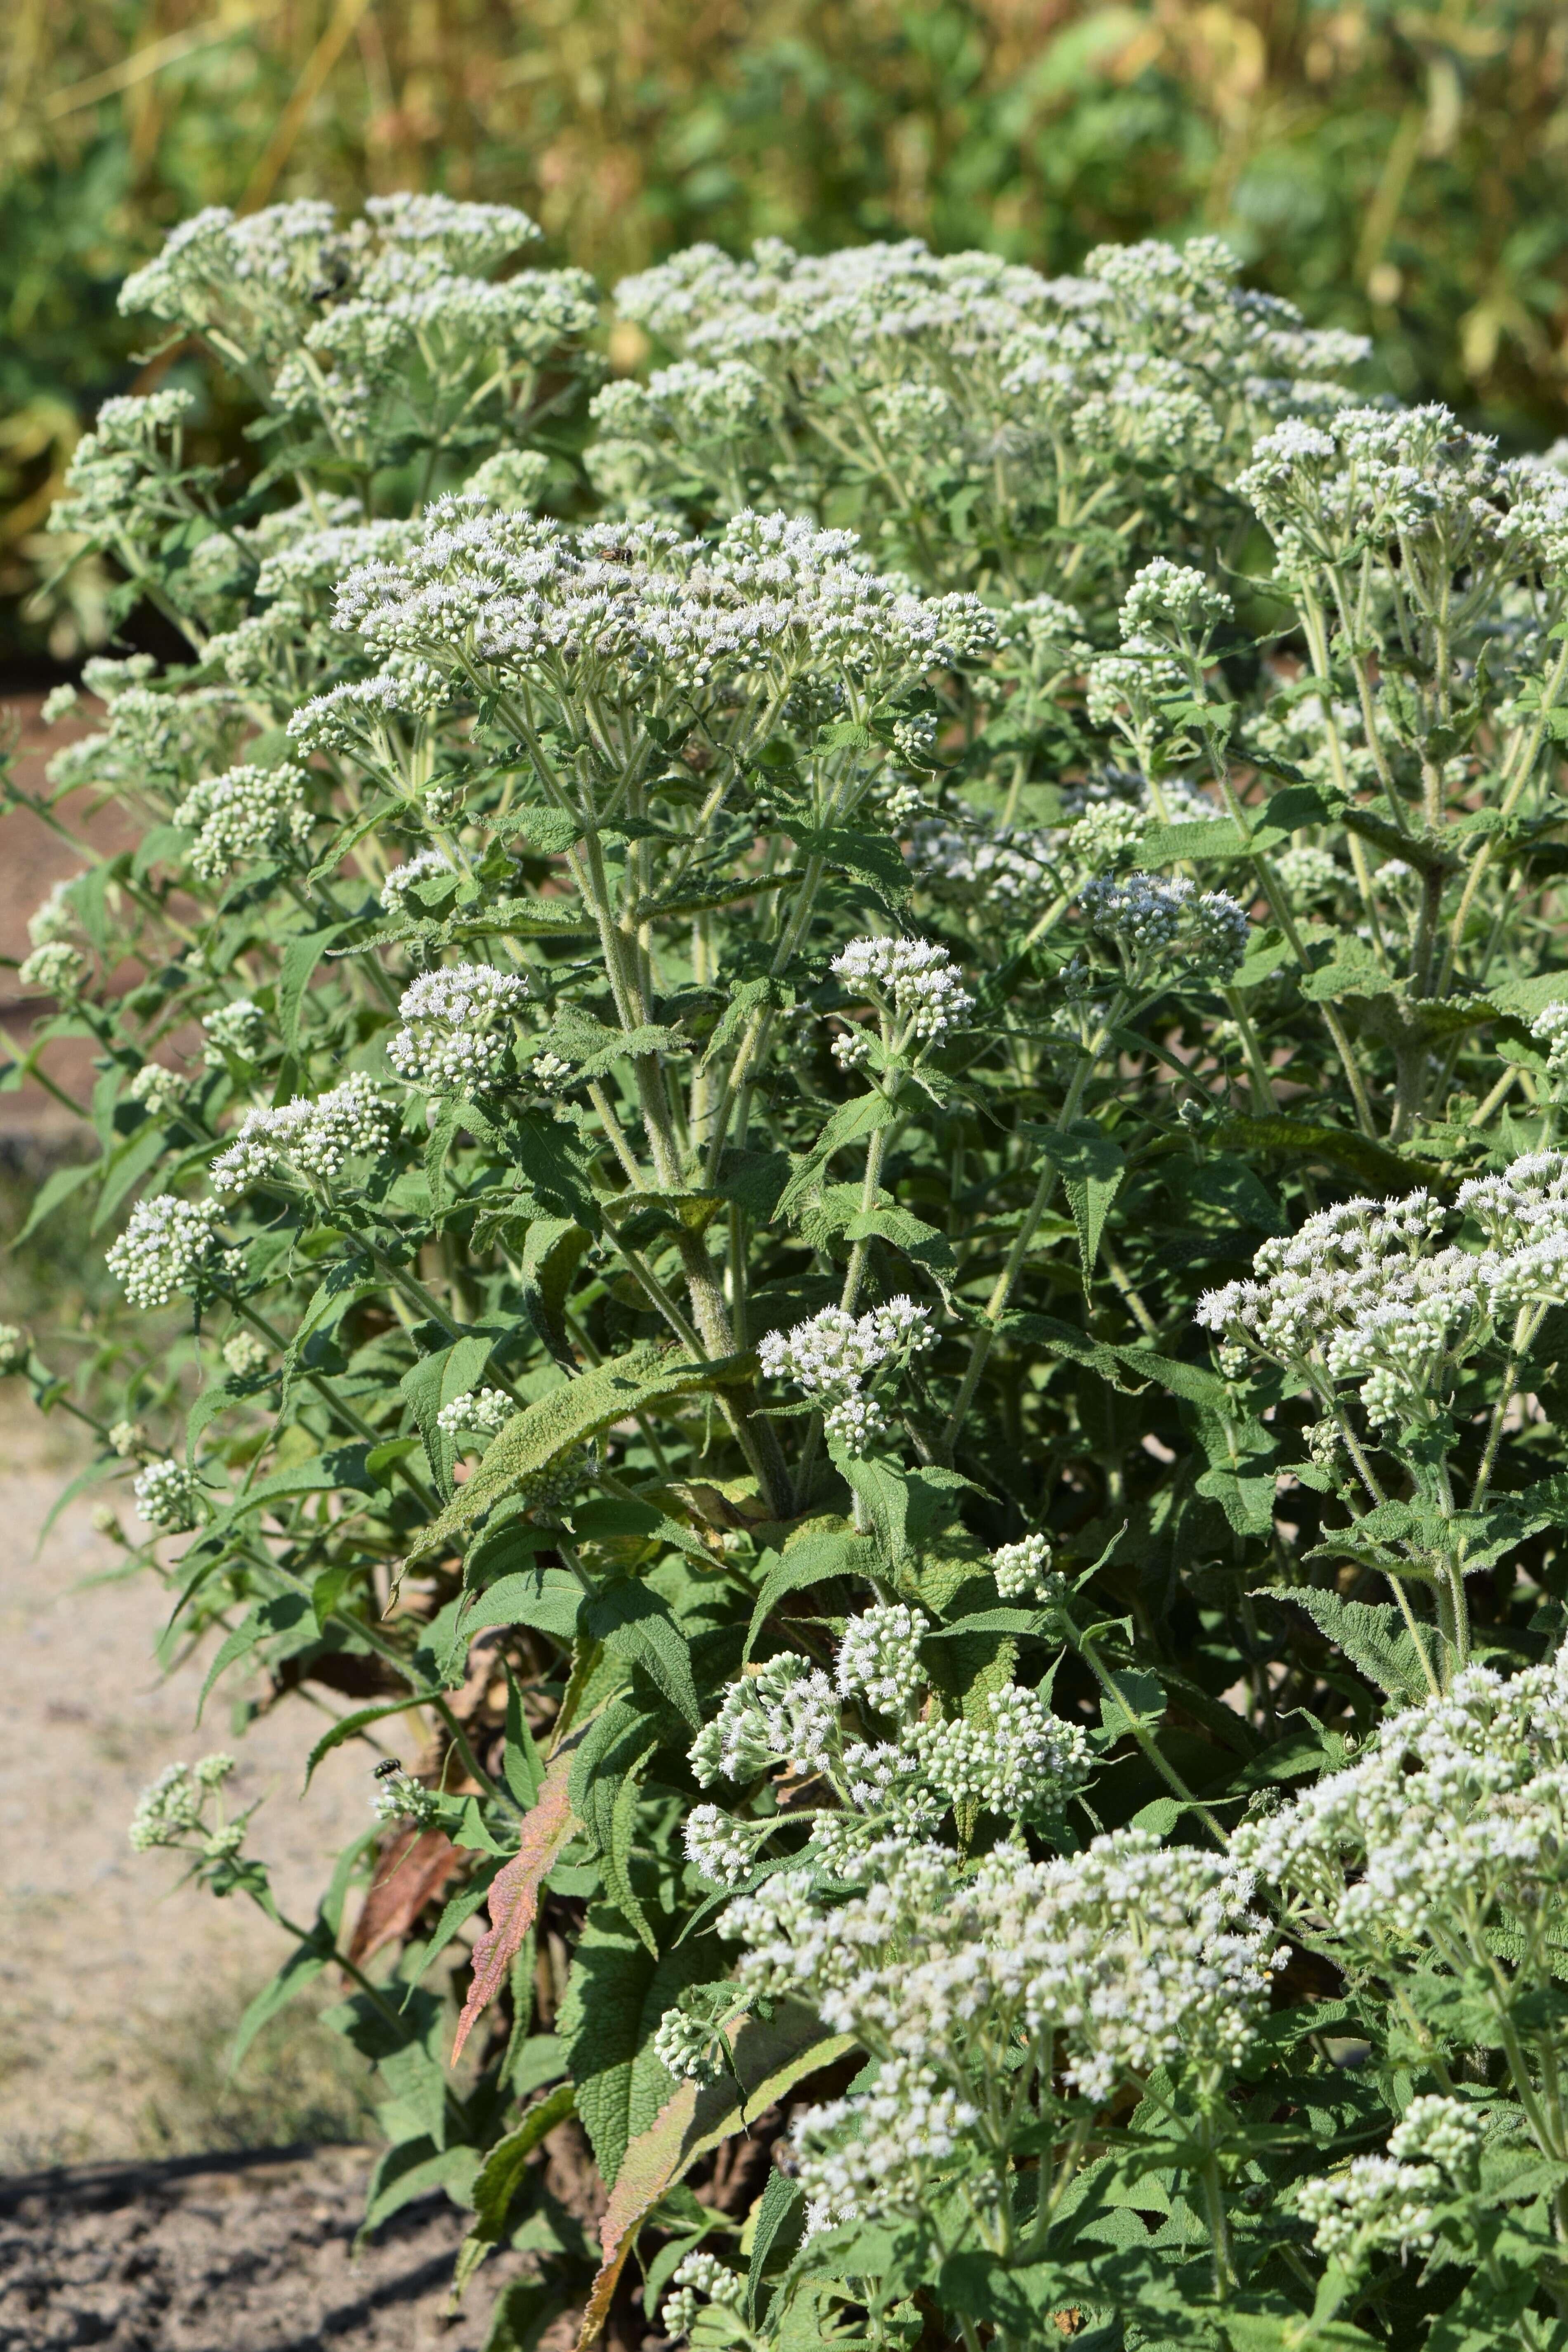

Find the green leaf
[[1267, 1584, 1437, 1703], [786, 823, 910, 903], [1212, 1111, 1434, 1194], [196, 1591, 309, 1722], [776, 1090, 897, 1222], [277, 923, 347, 1052], [452, 2080, 577, 2300], [1140, 816, 1251, 863], [559, 1905, 719, 2186], [303, 1688, 451, 1787], [521, 1216, 593, 1363], [604, 1745, 660, 1956], [13, 1158, 95, 1245], [745, 1528, 877, 1658], [576, 2005, 856, 2347], [503, 1667, 545, 1808], [585, 1577, 702, 1728], [745, 2165, 805, 2326], [842, 1202, 956, 1287], [1027, 1121, 1126, 1279], [462, 1565, 586, 1645], [404, 1345, 754, 1565], [1000, 1310, 1149, 1394], [399, 1333, 497, 1497]]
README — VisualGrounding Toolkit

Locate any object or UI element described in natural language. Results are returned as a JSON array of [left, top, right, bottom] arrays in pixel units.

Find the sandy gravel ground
[[0, 1414, 383, 2172], [0, 1416, 535, 2347]]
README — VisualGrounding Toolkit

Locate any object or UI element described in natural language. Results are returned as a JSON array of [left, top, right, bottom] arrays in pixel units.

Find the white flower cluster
[[836, 1604, 927, 1715], [723, 1828, 1282, 2229], [989, 1532, 1061, 1603], [1530, 999, 1568, 1080], [387, 964, 531, 1097], [222, 1331, 270, 1380], [794, 2055, 980, 2236], [1239, 403, 1568, 588], [128, 1753, 234, 1851], [1296, 2158, 1441, 2265], [1119, 559, 1234, 642], [133, 1459, 202, 1533], [685, 1608, 1091, 1890], [332, 503, 992, 708], [175, 764, 312, 880], [659, 2253, 746, 2344], [651, 2005, 728, 2088], [1297, 2099, 1480, 2266], [691, 1655, 839, 1787], [210, 1072, 395, 1196], [907, 810, 1061, 913], [1079, 870, 1250, 980], [26, 880, 77, 948], [606, 236, 1363, 581], [1235, 1643, 1568, 1951], [910, 1684, 1091, 1825], [202, 999, 268, 1064], [1197, 1155, 1568, 1424], [380, 847, 455, 912], [128, 1063, 187, 1120], [758, 1295, 935, 1454], [106, 1196, 221, 1310], [0, 1325, 28, 1374], [371, 1765, 446, 1830], [830, 1028, 876, 1073], [831, 935, 975, 1044], [1274, 843, 1346, 907], [435, 1387, 513, 1443], [18, 942, 87, 996]]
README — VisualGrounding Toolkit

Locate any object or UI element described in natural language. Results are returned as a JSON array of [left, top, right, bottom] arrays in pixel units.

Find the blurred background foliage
[[2, 0, 1566, 667]]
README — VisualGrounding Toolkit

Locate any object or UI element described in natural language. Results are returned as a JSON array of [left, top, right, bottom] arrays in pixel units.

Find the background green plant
[[4, 0, 1567, 663]]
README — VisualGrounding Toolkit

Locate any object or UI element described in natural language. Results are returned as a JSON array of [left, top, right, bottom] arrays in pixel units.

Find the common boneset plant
[[12, 195, 1568, 2352]]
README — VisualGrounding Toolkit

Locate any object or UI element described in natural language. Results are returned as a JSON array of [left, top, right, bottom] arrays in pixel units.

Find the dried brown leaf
[[349, 1827, 462, 1966]]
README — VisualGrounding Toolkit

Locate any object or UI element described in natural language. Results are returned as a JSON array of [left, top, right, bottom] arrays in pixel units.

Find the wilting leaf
[[451, 1734, 581, 2063], [348, 1828, 462, 1967], [576, 2005, 856, 2348]]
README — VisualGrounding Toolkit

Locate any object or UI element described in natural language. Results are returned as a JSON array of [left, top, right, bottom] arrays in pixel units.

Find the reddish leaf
[[451, 1736, 579, 2063], [348, 1827, 461, 1966], [576, 2005, 855, 2349]]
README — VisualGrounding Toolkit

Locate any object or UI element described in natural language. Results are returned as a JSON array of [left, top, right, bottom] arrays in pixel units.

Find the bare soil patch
[[0, 2144, 500, 2351]]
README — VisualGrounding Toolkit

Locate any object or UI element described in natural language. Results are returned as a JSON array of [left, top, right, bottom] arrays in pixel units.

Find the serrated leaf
[[522, 1216, 593, 1363], [576, 2007, 857, 2349], [399, 1333, 496, 1498], [452, 2079, 577, 2300], [1268, 1584, 1437, 1703], [404, 1345, 754, 1565], [560, 1906, 720, 2186], [1026, 1121, 1125, 1279], [776, 1091, 897, 1222], [451, 1733, 581, 2063], [585, 1577, 702, 1728]]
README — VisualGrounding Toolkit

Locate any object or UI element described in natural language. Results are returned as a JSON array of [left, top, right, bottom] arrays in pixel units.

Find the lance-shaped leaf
[[402, 1344, 754, 1565], [1024, 1121, 1125, 1280], [451, 1733, 581, 2063], [576, 2004, 857, 2350], [452, 2078, 578, 2300]]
